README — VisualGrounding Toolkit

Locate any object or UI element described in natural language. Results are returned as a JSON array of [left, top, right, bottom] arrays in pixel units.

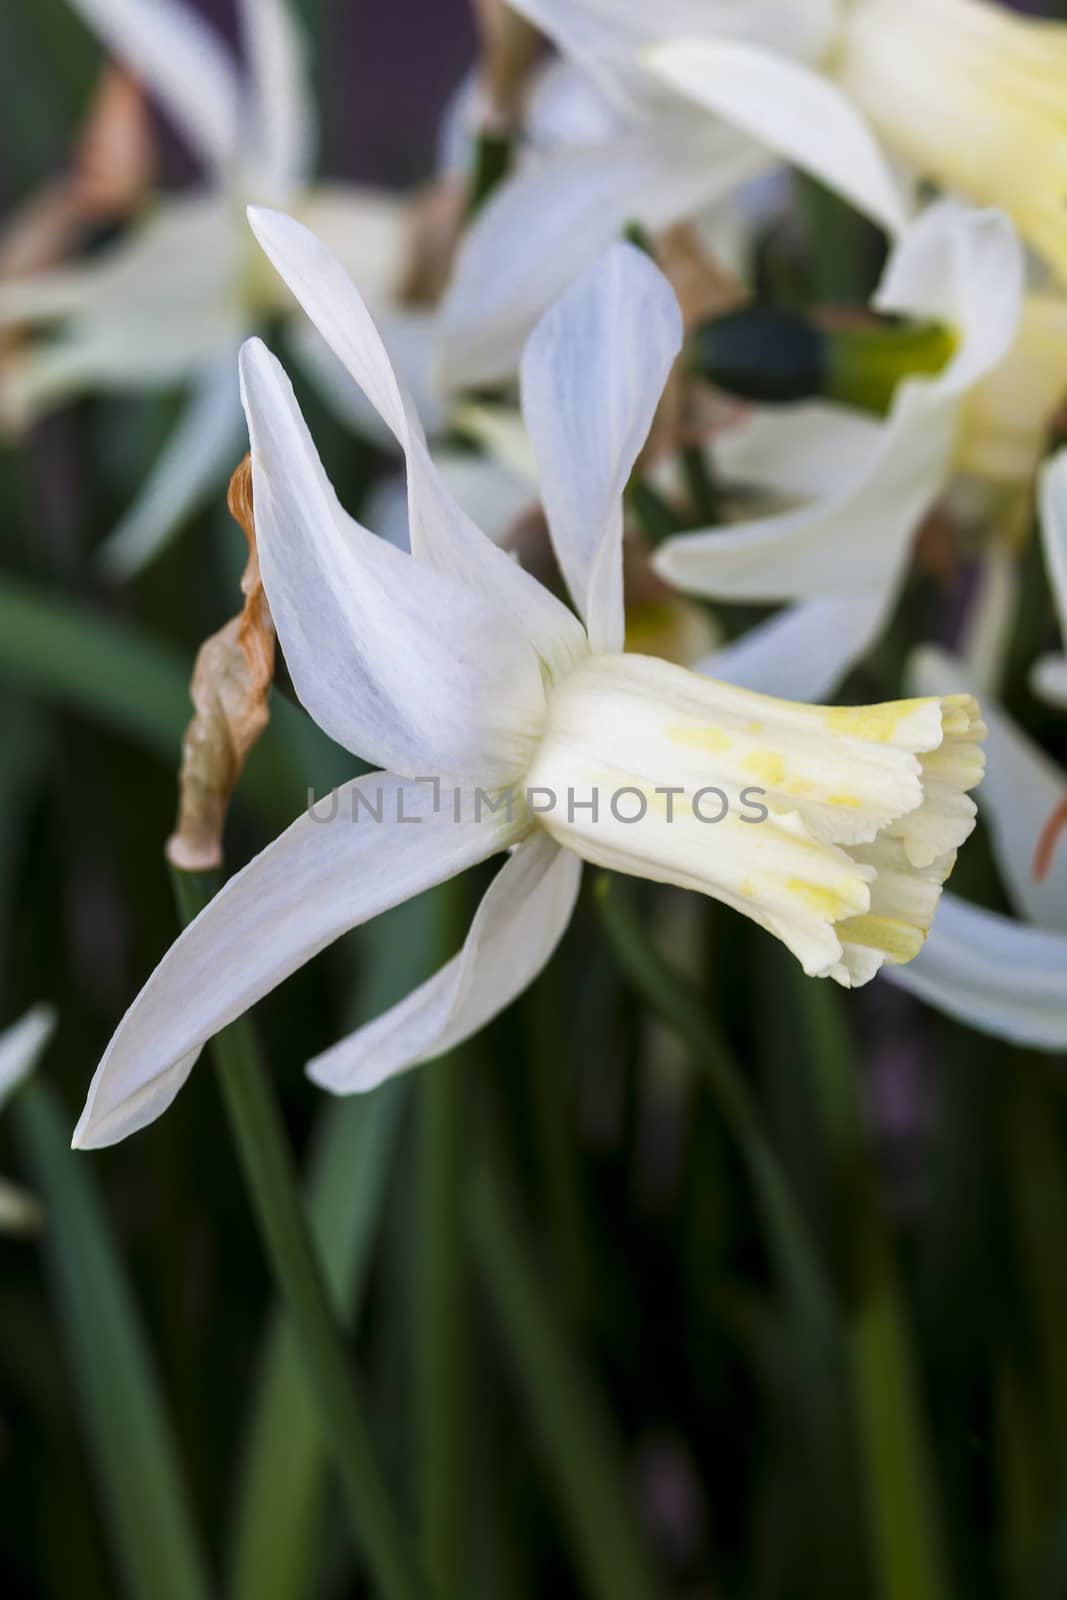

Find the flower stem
[[593, 872, 838, 1350], [171, 866, 423, 1600], [417, 888, 469, 1593], [469, 1133, 662, 1600], [795, 972, 949, 1600]]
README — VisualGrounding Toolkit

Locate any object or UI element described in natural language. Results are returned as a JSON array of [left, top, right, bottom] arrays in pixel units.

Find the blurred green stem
[[796, 976, 948, 1600], [469, 1141, 662, 1600], [171, 867, 422, 1600], [417, 884, 468, 1595], [594, 873, 837, 1350]]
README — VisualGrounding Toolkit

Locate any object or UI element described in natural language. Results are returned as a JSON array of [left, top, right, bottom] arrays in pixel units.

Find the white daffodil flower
[[0, 0, 413, 576], [652, 201, 1023, 706], [883, 647, 1067, 1049], [0, 1006, 56, 1234], [519, 0, 1067, 287], [1033, 451, 1067, 712], [73, 217, 985, 1151]]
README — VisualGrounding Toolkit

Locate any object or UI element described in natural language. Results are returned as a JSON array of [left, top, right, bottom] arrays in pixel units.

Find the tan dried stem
[[472, 0, 542, 126], [166, 457, 277, 872]]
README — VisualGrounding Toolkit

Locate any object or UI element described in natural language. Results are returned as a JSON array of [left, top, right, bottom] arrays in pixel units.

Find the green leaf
[[16, 1080, 212, 1600]]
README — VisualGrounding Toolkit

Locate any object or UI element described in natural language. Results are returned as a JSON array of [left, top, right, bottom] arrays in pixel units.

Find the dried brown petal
[[167, 457, 276, 872]]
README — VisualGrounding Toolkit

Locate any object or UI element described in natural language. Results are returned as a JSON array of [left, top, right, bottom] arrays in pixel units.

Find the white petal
[[246, 206, 586, 677], [655, 203, 1023, 603], [644, 39, 907, 237], [295, 186, 411, 303], [1040, 448, 1067, 653], [0, 1005, 56, 1111], [715, 402, 884, 503], [237, 0, 314, 194], [910, 646, 1067, 934], [882, 893, 1067, 1051], [365, 454, 534, 553], [507, 0, 837, 113], [239, 338, 547, 785], [875, 202, 1023, 393], [73, 774, 522, 1148], [66, 0, 241, 173], [437, 123, 765, 390], [959, 545, 1020, 696], [521, 243, 682, 652], [287, 309, 447, 447], [1032, 655, 1067, 711], [308, 832, 581, 1093], [702, 592, 893, 703], [97, 356, 245, 578]]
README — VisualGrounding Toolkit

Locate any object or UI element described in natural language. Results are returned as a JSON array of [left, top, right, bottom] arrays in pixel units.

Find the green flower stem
[[469, 1141, 662, 1600], [171, 866, 423, 1600], [594, 873, 838, 1350], [417, 883, 469, 1595], [795, 974, 948, 1600]]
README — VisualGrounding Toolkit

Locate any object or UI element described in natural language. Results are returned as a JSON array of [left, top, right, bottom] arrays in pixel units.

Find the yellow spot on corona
[[786, 879, 851, 919], [666, 724, 732, 754], [743, 750, 786, 785], [836, 914, 925, 963], [827, 791, 863, 808], [821, 700, 926, 742]]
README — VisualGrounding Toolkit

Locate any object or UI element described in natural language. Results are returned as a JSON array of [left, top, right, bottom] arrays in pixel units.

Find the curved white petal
[[246, 206, 586, 677], [715, 402, 884, 503], [308, 831, 581, 1093], [910, 646, 1067, 934], [521, 242, 682, 652], [67, 0, 242, 174], [882, 893, 1067, 1050], [365, 455, 533, 553], [701, 591, 893, 703], [237, 0, 314, 195], [644, 39, 907, 237], [0, 1005, 56, 1110], [97, 356, 245, 579], [655, 203, 1023, 603], [437, 122, 765, 391], [73, 774, 521, 1149], [239, 337, 546, 785], [287, 309, 447, 447], [508, 0, 837, 113], [875, 202, 1024, 393]]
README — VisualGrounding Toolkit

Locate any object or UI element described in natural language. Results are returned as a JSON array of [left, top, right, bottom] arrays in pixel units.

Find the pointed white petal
[[287, 309, 447, 447], [97, 356, 244, 578], [295, 186, 411, 303], [73, 774, 521, 1148], [308, 832, 581, 1093], [521, 243, 682, 652], [655, 203, 1023, 603], [247, 206, 586, 676], [239, 337, 546, 784], [882, 893, 1067, 1050], [644, 39, 907, 236], [237, 0, 314, 194], [365, 455, 533, 553], [438, 124, 764, 390], [0, 1005, 56, 1111], [714, 402, 883, 503], [507, 0, 837, 112], [910, 646, 1067, 934], [702, 592, 893, 704], [67, 0, 242, 173]]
